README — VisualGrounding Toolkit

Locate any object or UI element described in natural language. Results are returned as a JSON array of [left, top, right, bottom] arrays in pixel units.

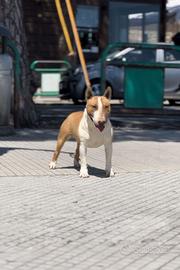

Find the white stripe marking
[[93, 97, 103, 123]]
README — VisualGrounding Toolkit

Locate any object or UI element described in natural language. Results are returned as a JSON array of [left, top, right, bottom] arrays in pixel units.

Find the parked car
[[59, 46, 180, 104]]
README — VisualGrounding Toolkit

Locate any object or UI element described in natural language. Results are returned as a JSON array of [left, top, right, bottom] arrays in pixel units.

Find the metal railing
[[30, 60, 71, 73], [30, 60, 72, 96]]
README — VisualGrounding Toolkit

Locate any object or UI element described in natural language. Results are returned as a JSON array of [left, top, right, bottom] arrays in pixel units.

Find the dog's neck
[[85, 108, 94, 124], [84, 108, 93, 124]]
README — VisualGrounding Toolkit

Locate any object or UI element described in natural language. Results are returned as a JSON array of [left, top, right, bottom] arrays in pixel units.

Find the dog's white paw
[[105, 168, 115, 177], [80, 168, 89, 178], [49, 161, 56, 169]]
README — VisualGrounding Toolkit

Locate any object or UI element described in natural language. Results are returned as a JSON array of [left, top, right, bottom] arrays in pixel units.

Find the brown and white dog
[[49, 86, 114, 178]]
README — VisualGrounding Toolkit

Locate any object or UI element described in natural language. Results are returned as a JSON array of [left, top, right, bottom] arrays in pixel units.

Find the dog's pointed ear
[[104, 86, 112, 100], [85, 86, 93, 100]]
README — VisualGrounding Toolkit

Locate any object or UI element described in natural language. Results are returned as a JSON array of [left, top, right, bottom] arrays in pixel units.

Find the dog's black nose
[[98, 121, 106, 125], [95, 121, 106, 132]]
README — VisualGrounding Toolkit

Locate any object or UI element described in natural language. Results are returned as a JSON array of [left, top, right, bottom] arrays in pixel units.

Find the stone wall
[[0, 0, 37, 127], [23, 0, 107, 64], [22, 0, 76, 64]]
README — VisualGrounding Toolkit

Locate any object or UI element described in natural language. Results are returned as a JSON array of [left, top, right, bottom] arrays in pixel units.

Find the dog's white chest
[[86, 127, 105, 148]]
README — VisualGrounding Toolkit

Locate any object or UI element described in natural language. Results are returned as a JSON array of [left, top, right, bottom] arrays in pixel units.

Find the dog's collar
[[87, 113, 94, 123], [87, 112, 95, 125]]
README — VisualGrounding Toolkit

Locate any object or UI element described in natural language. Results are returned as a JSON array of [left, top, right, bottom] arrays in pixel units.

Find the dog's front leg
[[79, 141, 89, 178], [105, 141, 115, 177]]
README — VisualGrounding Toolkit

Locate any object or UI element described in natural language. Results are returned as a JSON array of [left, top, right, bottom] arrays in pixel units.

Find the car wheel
[[72, 98, 86, 105], [168, 100, 176, 106], [72, 80, 112, 104], [90, 79, 112, 96], [91, 79, 101, 96], [72, 98, 80, 105]]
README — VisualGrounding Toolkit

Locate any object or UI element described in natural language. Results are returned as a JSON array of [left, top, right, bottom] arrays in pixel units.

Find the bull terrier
[[49, 86, 114, 178]]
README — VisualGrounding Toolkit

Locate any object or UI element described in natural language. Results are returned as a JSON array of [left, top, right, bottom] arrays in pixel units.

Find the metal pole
[[159, 0, 166, 42], [65, 0, 91, 88]]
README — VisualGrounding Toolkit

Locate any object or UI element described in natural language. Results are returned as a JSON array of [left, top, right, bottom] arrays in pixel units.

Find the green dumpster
[[100, 42, 180, 110], [124, 66, 164, 109]]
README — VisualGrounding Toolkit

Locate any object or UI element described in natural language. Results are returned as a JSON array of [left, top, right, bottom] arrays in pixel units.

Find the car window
[[164, 49, 180, 61], [106, 48, 134, 62], [122, 49, 156, 63]]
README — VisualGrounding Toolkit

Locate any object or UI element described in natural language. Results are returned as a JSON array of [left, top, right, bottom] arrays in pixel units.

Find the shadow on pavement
[[113, 129, 180, 143], [1, 127, 180, 144], [58, 165, 107, 178], [0, 147, 74, 157], [0, 129, 58, 142]]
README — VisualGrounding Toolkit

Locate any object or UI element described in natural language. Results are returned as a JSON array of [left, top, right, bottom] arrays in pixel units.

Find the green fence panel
[[124, 67, 164, 109]]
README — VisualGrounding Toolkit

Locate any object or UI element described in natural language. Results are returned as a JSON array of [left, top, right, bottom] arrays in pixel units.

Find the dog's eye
[[92, 105, 97, 109], [105, 105, 109, 109]]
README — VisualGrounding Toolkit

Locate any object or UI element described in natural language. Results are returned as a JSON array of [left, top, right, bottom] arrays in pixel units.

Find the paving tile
[[0, 128, 180, 269]]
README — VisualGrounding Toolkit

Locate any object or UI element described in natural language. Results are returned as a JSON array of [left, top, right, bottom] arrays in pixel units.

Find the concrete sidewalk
[[1, 128, 180, 269]]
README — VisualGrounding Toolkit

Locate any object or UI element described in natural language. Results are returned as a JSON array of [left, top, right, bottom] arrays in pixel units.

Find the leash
[[55, 0, 74, 56], [55, 0, 91, 89], [65, 0, 91, 88]]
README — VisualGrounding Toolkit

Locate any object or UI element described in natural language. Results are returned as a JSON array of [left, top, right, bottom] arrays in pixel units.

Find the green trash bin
[[124, 66, 164, 109], [100, 42, 180, 110]]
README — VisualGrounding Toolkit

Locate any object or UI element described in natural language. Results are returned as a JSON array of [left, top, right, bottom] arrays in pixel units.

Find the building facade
[[23, 0, 166, 63], [76, 0, 166, 61]]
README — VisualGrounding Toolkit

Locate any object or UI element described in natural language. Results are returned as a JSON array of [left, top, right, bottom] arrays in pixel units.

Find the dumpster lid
[[0, 25, 11, 39]]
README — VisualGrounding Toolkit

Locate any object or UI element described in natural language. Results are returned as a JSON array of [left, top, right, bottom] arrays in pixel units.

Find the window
[[76, 5, 99, 53], [109, 1, 160, 43], [164, 49, 180, 61], [124, 49, 156, 62], [76, 5, 99, 28], [106, 48, 156, 66]]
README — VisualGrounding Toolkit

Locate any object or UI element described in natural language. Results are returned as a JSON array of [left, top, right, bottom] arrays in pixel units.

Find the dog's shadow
[[60, 153, 107, 178], [59, 165, 107, 178]]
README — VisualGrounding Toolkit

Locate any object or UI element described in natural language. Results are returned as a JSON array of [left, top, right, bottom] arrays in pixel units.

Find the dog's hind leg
[[49, 135, 67, 169], [49, 120, 71, 169]]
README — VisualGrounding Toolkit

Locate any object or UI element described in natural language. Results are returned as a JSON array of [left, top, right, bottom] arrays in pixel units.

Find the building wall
[[22, 0, 107, 63], [77, 0, 108, 50], [22, 0, 68, 63]]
